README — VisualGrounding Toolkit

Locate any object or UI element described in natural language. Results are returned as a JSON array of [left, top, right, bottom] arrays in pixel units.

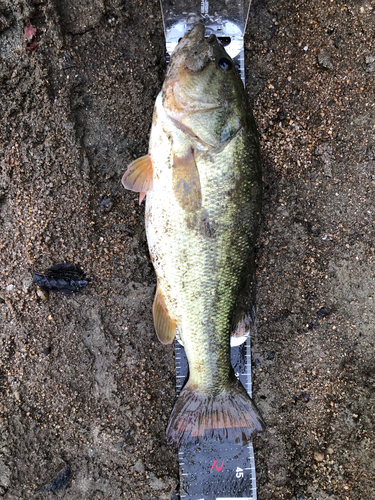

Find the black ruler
[[174, 338, 257, 500]]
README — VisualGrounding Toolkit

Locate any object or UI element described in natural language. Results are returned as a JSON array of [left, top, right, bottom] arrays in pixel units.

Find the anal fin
[[153, 286, 177, 344]]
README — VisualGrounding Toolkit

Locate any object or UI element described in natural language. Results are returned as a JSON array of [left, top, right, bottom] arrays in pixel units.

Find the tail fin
[[166, 380, 265, 447]]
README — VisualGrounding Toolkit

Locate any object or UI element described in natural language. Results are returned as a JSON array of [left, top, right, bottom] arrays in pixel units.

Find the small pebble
[[314, 451, 325, 462], [318, 50, 333, 70], [365, 55, 375, 72], [100, 197, 113, 210], [132, 460, 145, 473], [36, 286, 49, 302], [302, 393, 310, 403]]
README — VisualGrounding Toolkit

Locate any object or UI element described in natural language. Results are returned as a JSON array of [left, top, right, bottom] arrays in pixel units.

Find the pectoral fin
[[139, 192, 147, 205], [172, 149, 202, 211], [122, 155, 153, 200], [153, 286, 177, 344]]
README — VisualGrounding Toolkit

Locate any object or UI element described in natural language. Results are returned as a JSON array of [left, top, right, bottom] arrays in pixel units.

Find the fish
[[122, 23, 265, 447]]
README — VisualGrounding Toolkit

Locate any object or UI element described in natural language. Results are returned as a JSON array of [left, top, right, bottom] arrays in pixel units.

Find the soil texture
[[0, 0, 374, 499]]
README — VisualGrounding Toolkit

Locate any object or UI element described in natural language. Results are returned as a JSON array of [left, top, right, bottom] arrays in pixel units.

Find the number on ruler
[[236, 467, 244, 479]]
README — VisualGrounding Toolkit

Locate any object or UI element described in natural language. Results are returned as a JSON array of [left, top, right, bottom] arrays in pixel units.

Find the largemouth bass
[[122, 23, 265, 447]]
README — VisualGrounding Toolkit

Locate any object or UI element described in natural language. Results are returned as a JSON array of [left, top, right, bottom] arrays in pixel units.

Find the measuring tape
[[175, 338, 257, 500]]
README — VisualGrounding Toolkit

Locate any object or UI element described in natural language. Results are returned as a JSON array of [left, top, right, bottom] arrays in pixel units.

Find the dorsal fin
[[121, 155, 153, 198]]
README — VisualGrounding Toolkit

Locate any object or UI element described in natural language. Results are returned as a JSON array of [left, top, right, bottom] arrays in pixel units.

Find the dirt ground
[[0, 0, 374, 499]]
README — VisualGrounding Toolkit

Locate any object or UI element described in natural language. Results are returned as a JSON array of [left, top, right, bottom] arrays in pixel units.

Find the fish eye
[[218, 57, 232, 71]]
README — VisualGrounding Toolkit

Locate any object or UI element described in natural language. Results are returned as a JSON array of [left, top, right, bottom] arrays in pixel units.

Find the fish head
[[162, 24, 249, 148]]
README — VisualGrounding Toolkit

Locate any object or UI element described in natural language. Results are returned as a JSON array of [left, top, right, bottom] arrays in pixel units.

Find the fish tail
[[166, 379, 265, 447]]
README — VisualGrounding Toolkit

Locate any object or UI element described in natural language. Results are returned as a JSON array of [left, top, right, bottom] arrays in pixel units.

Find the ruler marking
[[174, 337, 257, 499]]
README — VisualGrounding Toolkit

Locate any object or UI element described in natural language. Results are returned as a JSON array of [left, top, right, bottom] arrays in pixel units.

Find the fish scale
[[150, 147, 243, 388]]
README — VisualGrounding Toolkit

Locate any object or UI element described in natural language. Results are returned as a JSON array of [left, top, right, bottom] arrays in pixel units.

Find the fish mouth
[[179, 23, 206, 46], [168, 23, 217, 74]]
